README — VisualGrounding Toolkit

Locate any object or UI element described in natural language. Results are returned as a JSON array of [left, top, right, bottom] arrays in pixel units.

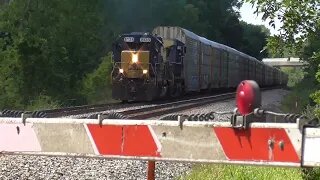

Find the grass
[[179, 164, 306, 180]]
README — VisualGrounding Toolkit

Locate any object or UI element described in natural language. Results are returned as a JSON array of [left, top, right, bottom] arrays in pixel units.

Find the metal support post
[[147, 161, 156, 180]]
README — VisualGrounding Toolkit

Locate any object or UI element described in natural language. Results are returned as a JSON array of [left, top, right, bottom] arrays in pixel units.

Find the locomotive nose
[[130, 86, 136, 92], [128, 81, 137, 93]]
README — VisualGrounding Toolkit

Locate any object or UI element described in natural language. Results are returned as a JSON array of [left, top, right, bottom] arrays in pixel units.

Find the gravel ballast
[[0, 156, 192, 180], [0, 89, 289, 180]]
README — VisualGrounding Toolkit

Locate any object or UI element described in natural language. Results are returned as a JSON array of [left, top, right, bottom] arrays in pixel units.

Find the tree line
[[246, 0, 319, 118], [0, 0, 271, 109]]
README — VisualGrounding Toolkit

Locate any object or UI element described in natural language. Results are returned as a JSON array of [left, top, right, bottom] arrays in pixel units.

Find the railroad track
[[1, 86, 283, 118], [0, 102, 141, 118], [118, 92, 235, 119], [0, 91, 234, 118], [89, 86, 283, 120]]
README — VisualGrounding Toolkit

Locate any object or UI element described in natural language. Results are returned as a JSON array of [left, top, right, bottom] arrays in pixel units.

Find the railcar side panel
[[214, 49, 220, 88], [246, 58, 249, 80], [248, 59, 254, 80], [212, 48, 221, 88], [198, 42, 202, 90], [268, 66, 273, 86], [253, 60, 257, 80], [268, 66, 271, 85], [201, 43, 211, 90], [265, 66, 269, 86], [272, 68, 277, 85], [184, 36, 200, 92], [208, 46, 213, 89], [238, 57, 246, 84], [261, 64, 265, 86], [221, 51, 229, 88], [255, 62, 260, 85], [257, 62, 264, 85], [228, 53, 236, 87], [235, 55, 242, 86], [277, 70, 281, 85]]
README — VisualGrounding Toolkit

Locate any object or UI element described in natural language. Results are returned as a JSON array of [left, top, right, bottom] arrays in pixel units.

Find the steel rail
[[113, 86, 283, 119], [119, 92, 236, 119]]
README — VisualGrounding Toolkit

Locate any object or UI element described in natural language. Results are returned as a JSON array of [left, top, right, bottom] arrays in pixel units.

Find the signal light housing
[[236, 80, 261, 115]]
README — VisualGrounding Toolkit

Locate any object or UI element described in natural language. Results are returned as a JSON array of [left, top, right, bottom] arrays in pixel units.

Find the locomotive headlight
[[132, 53, 138, 63], [119, 68, 124, 74], [143, 69, 148, 74]]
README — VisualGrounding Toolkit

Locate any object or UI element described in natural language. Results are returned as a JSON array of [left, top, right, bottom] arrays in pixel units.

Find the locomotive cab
[[111, 32, 186, 102], [111, 33, 164, 101]]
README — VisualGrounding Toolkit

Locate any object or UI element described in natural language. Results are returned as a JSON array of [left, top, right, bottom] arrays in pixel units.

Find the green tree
[[111, 0, 268, 57], [239, 21, 270, 59], [81, 53, 113, 104], [0, 0, 114, 108], [244, 0, 320, 115], [245, 0, 319, 53]]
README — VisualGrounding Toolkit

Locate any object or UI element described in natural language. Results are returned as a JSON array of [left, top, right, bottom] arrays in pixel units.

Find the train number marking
[[124, 37, 134, 42], [140, 37, 151, 42]]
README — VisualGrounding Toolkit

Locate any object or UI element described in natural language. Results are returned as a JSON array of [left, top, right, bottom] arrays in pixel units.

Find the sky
[[239, 2, 281, 35]]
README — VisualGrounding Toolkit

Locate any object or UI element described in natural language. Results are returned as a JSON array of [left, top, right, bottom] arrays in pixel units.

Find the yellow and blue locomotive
[[111, 32, 185, 102]]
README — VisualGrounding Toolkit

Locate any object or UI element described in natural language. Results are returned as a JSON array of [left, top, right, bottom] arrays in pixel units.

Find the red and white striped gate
[[0, 116, 320, 179]]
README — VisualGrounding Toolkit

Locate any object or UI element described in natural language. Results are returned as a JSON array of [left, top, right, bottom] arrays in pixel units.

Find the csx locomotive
[[111, 26, 288, 102]]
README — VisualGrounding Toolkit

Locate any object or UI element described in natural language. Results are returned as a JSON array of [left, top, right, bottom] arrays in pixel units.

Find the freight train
[[111, 26, 288, 102]]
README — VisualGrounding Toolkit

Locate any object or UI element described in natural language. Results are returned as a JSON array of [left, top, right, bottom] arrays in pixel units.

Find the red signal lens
[[236, 80, 261, 115]]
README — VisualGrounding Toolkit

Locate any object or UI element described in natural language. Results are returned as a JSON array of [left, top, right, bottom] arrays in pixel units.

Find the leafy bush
[[302, 105, 320, 120], [281, 67, 305, 88], [81, 53, 114, 104], [310, 53, 320, 117], [281, 74, 318, 114], [0, 43, 23, 109], [26, 95, 61, 111], [302, 168, 320, 180]]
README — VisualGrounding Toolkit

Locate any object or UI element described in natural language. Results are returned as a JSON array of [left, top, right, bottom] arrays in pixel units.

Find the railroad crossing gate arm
[[0, 117, 320, 167]]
